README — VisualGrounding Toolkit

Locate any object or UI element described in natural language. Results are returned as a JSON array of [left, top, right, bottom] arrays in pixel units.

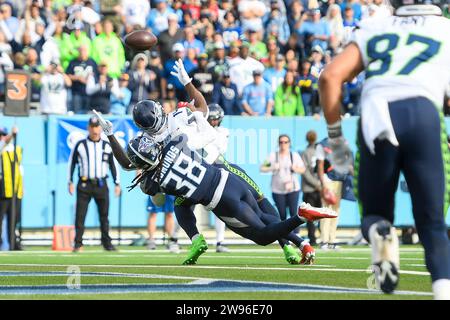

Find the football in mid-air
[[124, 30, 157, 51]]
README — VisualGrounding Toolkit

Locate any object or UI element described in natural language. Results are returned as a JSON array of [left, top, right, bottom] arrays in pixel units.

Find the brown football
[[124, 30, 158, 51]]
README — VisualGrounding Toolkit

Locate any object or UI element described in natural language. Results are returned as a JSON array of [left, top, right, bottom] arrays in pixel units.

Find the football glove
[[93, 109, 113, 136]]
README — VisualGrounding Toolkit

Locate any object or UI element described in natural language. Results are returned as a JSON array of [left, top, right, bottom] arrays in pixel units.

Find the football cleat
[[283, 244, 301, 264], [298, 202, 338, 221], [182, 234, 208, 265], [300, 243, 315, 265], [369, 220, 400, 294]]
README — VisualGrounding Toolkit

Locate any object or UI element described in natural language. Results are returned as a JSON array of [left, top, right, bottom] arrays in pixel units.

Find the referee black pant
[[0, 198, 21, 250], [74, 180, 112, 248]]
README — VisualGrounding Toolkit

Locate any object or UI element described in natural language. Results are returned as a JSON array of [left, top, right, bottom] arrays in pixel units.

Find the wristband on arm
[[327, 121, 342, 139]]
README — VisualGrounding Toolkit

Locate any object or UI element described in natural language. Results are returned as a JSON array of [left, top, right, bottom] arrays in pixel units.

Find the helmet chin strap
[[395, 4, 442, 16]]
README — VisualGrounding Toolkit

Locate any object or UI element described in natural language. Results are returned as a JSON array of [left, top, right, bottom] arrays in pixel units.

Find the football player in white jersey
[[95, 59, 318, 265], [319, 0, 450, 299], [194, 103, 230, 253]]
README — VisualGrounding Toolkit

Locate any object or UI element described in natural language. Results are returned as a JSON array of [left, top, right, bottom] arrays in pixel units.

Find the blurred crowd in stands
[[0, 0, 449, 117]]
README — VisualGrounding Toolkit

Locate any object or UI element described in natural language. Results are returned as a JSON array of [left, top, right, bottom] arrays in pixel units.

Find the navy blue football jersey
[[143, 133, 222, 206]]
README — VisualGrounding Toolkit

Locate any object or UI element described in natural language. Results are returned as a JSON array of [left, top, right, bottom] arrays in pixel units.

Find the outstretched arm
[[93, 110, 136, 171], [170, 59, 208, 116]]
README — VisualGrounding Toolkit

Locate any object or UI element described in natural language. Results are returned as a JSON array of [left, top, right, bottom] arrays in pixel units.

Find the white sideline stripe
[[0, 263, 430, 276], [0, 248, 425, 254], [0, 271, 432, 296]]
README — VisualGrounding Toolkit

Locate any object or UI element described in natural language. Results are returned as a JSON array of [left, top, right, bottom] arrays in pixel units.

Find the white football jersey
[[203, 127, 230, 164], [154, 107, 217, 151], [352, 15, 450, 107]]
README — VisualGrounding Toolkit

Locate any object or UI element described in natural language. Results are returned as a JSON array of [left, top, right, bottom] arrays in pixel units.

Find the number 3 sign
[[4, 70, 31, 116]]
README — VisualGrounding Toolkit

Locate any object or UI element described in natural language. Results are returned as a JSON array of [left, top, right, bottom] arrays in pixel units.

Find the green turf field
[[0, 245, 432, 300]]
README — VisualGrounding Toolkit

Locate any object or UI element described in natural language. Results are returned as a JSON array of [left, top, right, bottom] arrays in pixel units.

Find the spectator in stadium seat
[[0, 46, 12, 97], [296, 8, 331, 55], [161, 42, 196, 101], [325, 4, 345, 53], [182, 26, 205, 56], [158, 13, 184, 65], [274, 70, 305, 116], [66, 45, 98, 114], [287, 0, 306, 33], [110, 73, 132, 115], [147, 51, 163, 100], [40, 59, 72, 114], [193, 12, 214, 42], [218, 10, 242, 49], [297, 59, 316, 116], [212, 70, 243, 115], [91, 19, 125, 79], [0, 3, 19, 37], [191, 53, 214, 103], [207, 41, 228, 82], [127, 53, 158, 113], [62, 21, 92, 70], [343, 5, 359, 27], [264, 54, 287, 94], [247, 28, 267, 61], [86, 61, 119, 114], [146, 0, 175, 36], [310, 45, 325, 79], [237, 0, 267, 32], [339, 0, 362, 21], [15, 2, 45, 46], [241, 69, 274, 116], [171, 0, 184, 21], [201, 23, 216, 56], [23, 48, 43, 103], [228, 41, 265, 96], [120, 0, 150, 29], [265, 6, 290, 46]]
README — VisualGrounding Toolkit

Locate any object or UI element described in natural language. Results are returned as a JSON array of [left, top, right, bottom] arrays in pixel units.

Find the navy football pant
[[358, 97, 450, 282], [215, 159, 306, 247], [213, 173, 304, 246]]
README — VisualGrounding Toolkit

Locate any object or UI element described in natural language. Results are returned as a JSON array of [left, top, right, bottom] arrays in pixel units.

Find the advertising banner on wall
[[56, 117, 139, 163]]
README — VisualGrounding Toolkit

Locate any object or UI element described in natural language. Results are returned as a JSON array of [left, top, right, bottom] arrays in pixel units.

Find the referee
[[68, 116, 121, 252]]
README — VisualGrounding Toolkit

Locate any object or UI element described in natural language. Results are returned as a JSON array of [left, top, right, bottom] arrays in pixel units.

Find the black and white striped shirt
[[68, 137, 119, 185]]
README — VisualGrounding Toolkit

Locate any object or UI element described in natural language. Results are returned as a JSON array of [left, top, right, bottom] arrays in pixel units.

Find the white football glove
[[328, 137, 352, 175], [170, 58, 192, 86], [93, 109, 113, 136]]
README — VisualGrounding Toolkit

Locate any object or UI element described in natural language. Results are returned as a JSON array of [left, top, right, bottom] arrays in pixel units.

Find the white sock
[[215, 217, 225, 243], [432, 279, 450, 300], [191, 233, 200, 242]]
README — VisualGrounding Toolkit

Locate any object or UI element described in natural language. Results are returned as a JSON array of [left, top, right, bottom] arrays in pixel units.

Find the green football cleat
[[182, 234, 208, 265], [283, 244, 301, 264]]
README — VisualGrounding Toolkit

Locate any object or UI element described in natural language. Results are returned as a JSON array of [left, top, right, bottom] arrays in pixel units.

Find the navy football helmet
[[127, 135, 162, 171], [132, 100, 167, 134]]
